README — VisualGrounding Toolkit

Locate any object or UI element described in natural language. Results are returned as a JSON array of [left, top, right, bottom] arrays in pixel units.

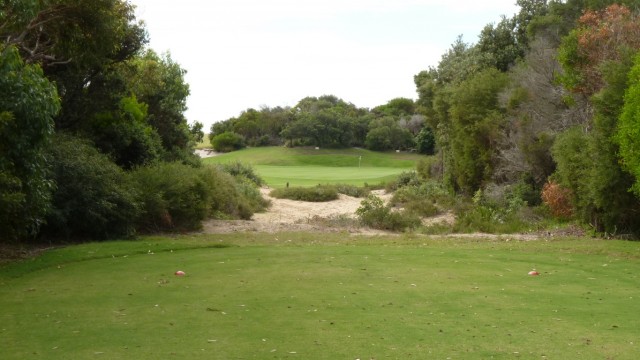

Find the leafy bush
[[356, 195, 421, 231], [129, 162, 212, 232], [334, 184, 370, 198], [43, 134, 139, 240], [211, 131, 245, 153], [270, 185, 339, 202], [390, 180, 455, 217], [385, 171, 421, 192], [416, 156, 442, 180], [452, 188, 535, 234], [415, 126, 436, 155], [217, 161, 264, 186], [129, 162, 268, 231]]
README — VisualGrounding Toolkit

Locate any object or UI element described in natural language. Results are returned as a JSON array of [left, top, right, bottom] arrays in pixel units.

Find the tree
[[448, 68, 509, 194], [415, 126, 436, 155], [3, 0, 149, 133], [477, 16, 524, 72], [0, 45, 60, 241], [281, 95, 361, 148], [90, 95, 162, 169], [558, 4, 640, 96], [122, 50, 195, 162], [552, 4, 640, 233], [365, 117, 414, 151], [211, 131, 245, 153], [616, 53, 640, 196], [372, 98, 415, 117], [1, 0, 147, 69], [495, 37, 571, 190]]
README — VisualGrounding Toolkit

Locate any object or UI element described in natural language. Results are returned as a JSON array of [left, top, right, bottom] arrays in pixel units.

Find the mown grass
[[202, 147, 425, 187], [1, 234, 640, 359]]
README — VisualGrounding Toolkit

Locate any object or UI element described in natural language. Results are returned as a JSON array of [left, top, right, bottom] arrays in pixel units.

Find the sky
[[130, 0, 520, 130]]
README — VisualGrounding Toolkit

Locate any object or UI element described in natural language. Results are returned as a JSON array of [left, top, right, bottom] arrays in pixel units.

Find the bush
[[356, 195, 421, 231], [43, 134, 139, 240], [390, 180, 454, 217], [334, 184, 370, 198], [416, 126, 436, 155], [211, 131, 245, 153], [199, 165, 266, 220], [129, 162, 213, 232], [217, 161, 264, 186], [129, 162, 268, 231], [385, 171, 421, 192], [541, 181, 574, 219], [452, 188, 535, 234], [270, 185, 339, 202]]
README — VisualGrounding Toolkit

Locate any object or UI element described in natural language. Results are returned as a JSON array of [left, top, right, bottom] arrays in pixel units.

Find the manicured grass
[[2, 234, 640, 359], [254, 165, 404, 187], [203, 147, 425, 187]]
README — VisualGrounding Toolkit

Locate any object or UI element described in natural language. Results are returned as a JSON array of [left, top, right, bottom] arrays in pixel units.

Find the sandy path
[[201, 188, 395, 234]]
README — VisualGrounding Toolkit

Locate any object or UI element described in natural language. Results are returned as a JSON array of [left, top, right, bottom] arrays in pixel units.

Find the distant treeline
[[210, 96, 435, 154]]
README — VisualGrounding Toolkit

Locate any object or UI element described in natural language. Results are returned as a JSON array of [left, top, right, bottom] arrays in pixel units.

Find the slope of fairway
[[202, 147, 426, 187], [2, 234, 640, 360]]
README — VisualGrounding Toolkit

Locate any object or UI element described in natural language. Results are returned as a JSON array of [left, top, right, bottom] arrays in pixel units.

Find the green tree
[[123, 50, 194, 162], [211, 131, 246, 153], [617, 53, 640, 196], [372, 98, 415, 117], [365, 117, 414, 151], [90, 95, 162, 169], [415, 126, 436, 155], [0, 45, 60, 241], [448, 68, 509, 194], [477, 16, 523, 72]]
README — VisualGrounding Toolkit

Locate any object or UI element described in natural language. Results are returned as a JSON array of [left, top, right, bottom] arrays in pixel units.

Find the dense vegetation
[[0, 0, 264, 243], [3, 0, 640, 242], [209, 0, 640, 237]]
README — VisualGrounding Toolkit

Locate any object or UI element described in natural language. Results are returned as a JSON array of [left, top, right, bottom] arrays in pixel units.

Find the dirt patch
[[201, 188, 394, 234], [195, 149, 222, 158]]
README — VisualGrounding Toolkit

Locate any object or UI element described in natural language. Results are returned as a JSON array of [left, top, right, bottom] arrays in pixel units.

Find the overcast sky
[[130, 0, 520, 130]]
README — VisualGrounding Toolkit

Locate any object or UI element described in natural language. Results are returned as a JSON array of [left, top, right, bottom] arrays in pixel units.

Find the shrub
[[416, 126, 436, 155], [385, 171, 420, 192], [390, 180, 454, 217], [452, 188, 534, 234], [334, 184, 370, 198], [199, 165, 260, 220], [129, 162, 267, 231], [43, 134, 139, 240], [541, 181, 574, 218], [356, 195, 421, 231], [270, 185, 339, 202], [211, 131, 245, 153], [217, 161, 264, 186], [129, 162, 212, 232]]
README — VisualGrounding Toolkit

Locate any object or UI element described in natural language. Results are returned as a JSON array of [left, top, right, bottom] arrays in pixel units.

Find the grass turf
[[202, 147, 425, 187], [1, 234, 640, 359]]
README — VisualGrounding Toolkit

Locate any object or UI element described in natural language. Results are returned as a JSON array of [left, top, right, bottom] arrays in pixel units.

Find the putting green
[[202, 147, 426, 187], [255, 165, 405, 187]]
